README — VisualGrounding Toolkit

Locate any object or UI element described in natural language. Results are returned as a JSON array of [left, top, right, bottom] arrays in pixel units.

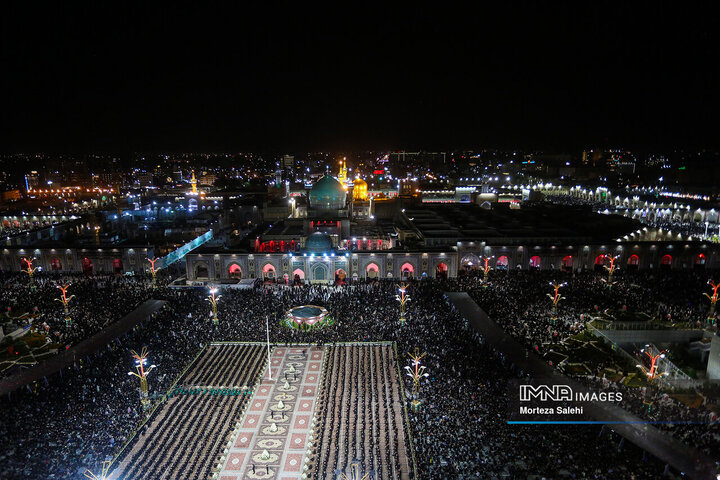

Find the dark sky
[[1, 3, 718, 153]]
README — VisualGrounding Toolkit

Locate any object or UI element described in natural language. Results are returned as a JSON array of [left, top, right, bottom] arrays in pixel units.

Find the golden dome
[[353, 178, 368, 201]]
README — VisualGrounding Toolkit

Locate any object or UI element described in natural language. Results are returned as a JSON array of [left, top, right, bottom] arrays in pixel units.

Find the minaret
[[190, 170, 198, 194], [338, 158, 348, 186]]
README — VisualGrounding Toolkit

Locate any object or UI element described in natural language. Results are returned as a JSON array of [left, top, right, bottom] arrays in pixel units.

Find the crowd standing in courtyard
[[0, 268, 718, 479]]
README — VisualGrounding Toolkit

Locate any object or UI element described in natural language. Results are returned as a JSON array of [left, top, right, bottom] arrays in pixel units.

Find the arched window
[[335, 269, 347, 284], [695, 253, 706, 265], [660, 255, 672, 269], [627, 254, 639, 265], [401, 262, 414, 279], [112, 258, 123, 273], [81, 257, 93, 274], [366, 263, 379, 279], [562, 255, 573, 271], [195, 263, 209, 278], [436, 262, 448, 279], [228, 263, 242, 279], [529, 256, 541, 269], [262, 263, 276, 279], [594, 255, 607, 265], [496, 256, 509, 270], [50, 257, 62, 271]]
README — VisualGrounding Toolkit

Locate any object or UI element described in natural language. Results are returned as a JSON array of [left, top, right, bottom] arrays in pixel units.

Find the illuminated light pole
[[638, 345, 666, 380], [603, 255, 619, 284], [396, 284, 410, 326], [21, 257, 38, 284], [704, 279, 720, 324], [84, 460, 112, 480], [146, 257, 159, 287], [404, 347, 429, 412], [335, 460, 375, 480], [128, 347, 156, 409], [547, 281, 567, 317], [481, 255, 494, 283], [55, 284, 75, 326], [207, 287, 221, 325]]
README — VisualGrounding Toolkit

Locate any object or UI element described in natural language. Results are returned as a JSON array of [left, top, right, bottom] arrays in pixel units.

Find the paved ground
[[219, 346, 324, 480]]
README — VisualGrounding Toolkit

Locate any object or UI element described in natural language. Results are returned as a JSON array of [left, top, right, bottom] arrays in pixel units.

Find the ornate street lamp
[[603, 255, 620, 284], [208, 287, 221, 325], [21, 257, 38, 284], [638, 345, 666, 380], [55, 283, 75, 326], [146, 257, 159, 287], [404, 347, 429, 412], [481, 255, 494, 283], [128, 347, 156, 409], [335, 460, 375, 480], [84, 460, 112, 480], [396, 284, 410, 326], [704, 279, 720, 324], [547, 281, 567, 317]]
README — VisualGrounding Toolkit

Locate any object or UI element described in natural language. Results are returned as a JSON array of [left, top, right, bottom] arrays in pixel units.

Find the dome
[[305, 232, 333, 252], [353, 178, 368, 201], [309, 175, 347, 210]]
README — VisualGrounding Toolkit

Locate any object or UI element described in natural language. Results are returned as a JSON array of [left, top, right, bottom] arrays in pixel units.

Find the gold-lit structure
[[405, 347, 428, 411], [55, 283, 75, 326], [84, 460, 112, 480], [396, 284, 410, 325], [128, 347, 156, 408], [208, 287, 221, 325], [352, 178, 368, 201], [337, 157, 348, 187], [190, 170, 198, 194]]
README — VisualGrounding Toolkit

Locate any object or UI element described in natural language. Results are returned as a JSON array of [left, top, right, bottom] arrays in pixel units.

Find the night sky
[[1, 3, 718, 152]]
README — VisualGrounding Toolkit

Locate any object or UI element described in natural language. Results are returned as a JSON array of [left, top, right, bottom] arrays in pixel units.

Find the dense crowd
[[453, 269, 720, 460], [0, 272, 154, 378], [0, 273, 716, 479]]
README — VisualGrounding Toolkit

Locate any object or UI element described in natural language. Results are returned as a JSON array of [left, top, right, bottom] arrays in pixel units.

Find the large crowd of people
[[0, 272, 154, 378], [0, 270, 717, 479]]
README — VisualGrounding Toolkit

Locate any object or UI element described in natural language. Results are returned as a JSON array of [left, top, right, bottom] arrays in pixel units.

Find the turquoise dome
[[309, 175, 346, 210], [305, 232, 333, 252]]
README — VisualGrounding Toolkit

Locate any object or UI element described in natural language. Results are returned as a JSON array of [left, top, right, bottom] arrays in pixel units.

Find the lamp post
[[21, 257, 38, 284], [208, 287, 221, 325], [84, 460, 112, 480], [547, 281, 567, 317], [335, 460, 375, 480], [55, 284, 75, 326], [639, 345, 666, 380], [128, 347, 156, 409], [396, 284, 410, 326], [146, 257, 159, 287], [481, 256, 494, 282], [603, 255, 619, 284], [704, 280, 720, 324], [404, 347, 429, 412]]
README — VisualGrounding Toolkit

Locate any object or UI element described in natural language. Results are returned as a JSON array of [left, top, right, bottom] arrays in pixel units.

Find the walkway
[[219, 346, 325, 480], [446, 292, 716, 480]]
